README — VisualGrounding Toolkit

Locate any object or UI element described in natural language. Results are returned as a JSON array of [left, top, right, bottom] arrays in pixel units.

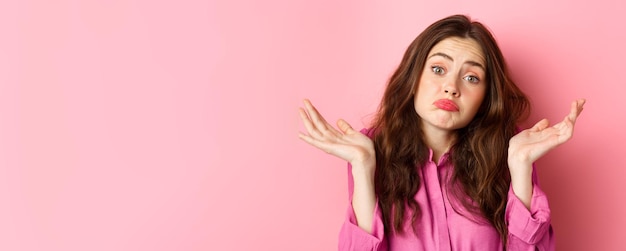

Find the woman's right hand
[[298, 99, 376, 169], [299, 99, 378, 233]]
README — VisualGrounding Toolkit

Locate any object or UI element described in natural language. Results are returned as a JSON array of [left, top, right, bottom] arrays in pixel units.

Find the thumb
[[336, 119, 355, 134], [530, 118, 550, 131]]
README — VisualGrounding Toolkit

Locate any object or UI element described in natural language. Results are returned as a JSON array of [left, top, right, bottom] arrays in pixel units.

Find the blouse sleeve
[[505, 165, 556, 251], [338, 162, 388, 251]]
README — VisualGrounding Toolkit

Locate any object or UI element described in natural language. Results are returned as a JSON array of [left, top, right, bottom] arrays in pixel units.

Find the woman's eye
[[431, 66, 445, 75], [464, 75, 480, 83]]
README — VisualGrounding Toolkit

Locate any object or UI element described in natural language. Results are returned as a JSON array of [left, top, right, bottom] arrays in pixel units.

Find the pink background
[[1, 0, 624, 250]]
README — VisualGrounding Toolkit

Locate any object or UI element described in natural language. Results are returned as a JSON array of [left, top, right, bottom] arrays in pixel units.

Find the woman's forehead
[[427, 37, 486, 66]]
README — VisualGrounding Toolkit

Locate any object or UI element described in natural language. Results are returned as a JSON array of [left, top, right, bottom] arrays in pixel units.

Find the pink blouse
[[338, 131, 555, 250]]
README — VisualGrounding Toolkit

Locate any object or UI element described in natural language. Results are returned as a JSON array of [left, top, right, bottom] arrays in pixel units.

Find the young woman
[[298, 15, 585, 250]]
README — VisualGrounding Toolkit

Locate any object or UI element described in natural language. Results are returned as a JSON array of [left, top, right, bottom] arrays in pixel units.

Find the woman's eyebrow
[[429, 52, 453, 61], [428, 52, 485, 70], [465, 60, 485, 70]]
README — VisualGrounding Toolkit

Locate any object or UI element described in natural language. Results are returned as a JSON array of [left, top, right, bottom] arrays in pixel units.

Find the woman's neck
[[422, 127, 456, 165]]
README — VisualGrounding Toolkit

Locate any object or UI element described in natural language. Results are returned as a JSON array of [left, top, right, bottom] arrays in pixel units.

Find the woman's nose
[[444, 82, 459, 97]]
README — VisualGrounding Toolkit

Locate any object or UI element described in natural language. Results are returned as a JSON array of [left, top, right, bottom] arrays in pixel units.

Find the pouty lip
[[433, 99, 459, 111]]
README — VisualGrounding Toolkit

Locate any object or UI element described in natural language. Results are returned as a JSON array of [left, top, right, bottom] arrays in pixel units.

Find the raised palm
[[298, 99, 375, 166], [508, 99, 586, 166]]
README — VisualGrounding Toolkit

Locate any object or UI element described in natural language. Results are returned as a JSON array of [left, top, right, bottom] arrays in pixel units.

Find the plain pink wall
[[1, 0, 624, 250]]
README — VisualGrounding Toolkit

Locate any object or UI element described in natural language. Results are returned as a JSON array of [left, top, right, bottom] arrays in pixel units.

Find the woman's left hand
[[508, 99, 586, 167]]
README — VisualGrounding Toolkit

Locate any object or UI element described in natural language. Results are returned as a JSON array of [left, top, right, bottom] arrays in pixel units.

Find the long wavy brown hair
[[370, 15, 530, 244]]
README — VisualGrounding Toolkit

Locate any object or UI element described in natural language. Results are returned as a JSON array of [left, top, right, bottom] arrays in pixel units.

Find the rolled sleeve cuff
[[506, 184, 552, 244], [338, 200, 386, 251]]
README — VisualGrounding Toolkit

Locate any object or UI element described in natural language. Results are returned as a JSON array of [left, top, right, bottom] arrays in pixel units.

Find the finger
[[555, 99, 583, 129], [298, 132, 317, 145], [298, 132, 326, 151], [567, 99, 586, 123], [303, 99, 342, 137], [554, 119, 574, 143], [576, 98, 586, 109], [557, 99, 585, 138], [303, 99, 331, 130], [303, 99, 325, 124], [298, 132, 339, 155], [299, 107, 322, 138], [337, 119, 355, 134]]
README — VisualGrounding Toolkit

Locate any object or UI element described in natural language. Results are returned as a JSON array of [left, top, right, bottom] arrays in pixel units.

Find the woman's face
[[414, 37, 487, 133]]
